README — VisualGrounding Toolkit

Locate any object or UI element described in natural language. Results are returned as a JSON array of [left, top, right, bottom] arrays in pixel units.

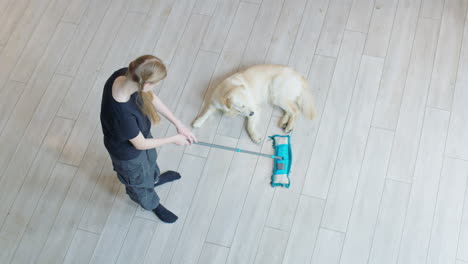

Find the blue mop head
[[269, 135, 292, 188]]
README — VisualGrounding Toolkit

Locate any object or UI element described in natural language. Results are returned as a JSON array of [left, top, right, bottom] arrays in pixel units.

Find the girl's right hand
[[172, 134, 190, 146]]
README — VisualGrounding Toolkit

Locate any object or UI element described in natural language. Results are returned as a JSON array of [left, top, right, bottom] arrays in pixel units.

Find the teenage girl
[[100, 55, 197, 223]]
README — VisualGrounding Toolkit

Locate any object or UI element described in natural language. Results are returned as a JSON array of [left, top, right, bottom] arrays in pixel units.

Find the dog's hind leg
[[192, 104, 216, 128], [278, 110, 290, 130]]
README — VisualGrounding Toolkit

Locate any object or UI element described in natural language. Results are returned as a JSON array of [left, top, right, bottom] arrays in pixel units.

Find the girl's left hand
[[177, 123, 198, 144]]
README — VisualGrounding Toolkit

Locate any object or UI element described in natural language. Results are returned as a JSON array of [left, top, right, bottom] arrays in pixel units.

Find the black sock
[[154, 171, 181, 187], [153, 204, 178, 223]]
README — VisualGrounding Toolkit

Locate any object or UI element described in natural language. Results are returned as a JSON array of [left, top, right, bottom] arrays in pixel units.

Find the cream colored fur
[[192, 64, 316, 143]]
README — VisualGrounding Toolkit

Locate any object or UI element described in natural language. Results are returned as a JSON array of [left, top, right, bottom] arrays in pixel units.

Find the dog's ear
[[222, 85, 240, 109]]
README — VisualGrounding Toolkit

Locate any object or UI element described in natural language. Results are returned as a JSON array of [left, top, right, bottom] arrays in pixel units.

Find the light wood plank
[[10, 0, 75, 83], [188, 2, 257, 154], [321, 55, 384, 232], [78, 159, 120, 234], [225, 120, 283, 264], [207, 85, 275, 247], [368, 179, 411, 264], [0, 117, 73, 263], [263, 55, 335, 232], [254, 227, 289, 264], [200, 55, 271, 254], [346, 0, 375, 32], [315, 0, 354, 57], [59, 11, 145, 166], [207, 107, 274, 246], [0, 0, 51, 92], [447, 4, 468, 160], [171, 135, 238, 264], [288, 0, 329, 76], [0, 0, 31, 44], [153, 0, 198, 64], [1, 0, 468, 263], [426, 158, 468, 264], [129, 0, 152, 14], [126, 0, 175, 62], [282, 195, 324, 264], [215, 112, 245, 139], [151, 14, 211, 140], [56, 0, 113, 77], [197, 243, 229, 264], [207, 2, 259, 139], [239, 0, 284, 69], [386, 17, 440, 183], [371, 0, 423, 130], [427, 0, 467, 110], [200, 0, 239, 53], [265, 189, 299, 232], [56, 0, 129, 120], [397, 107, 451, 264], [158, 51, 216, 162], [115, 217, 157, 264], [0, 0, 16, 27], [364, 0, 398, 57], [10, 163, 77, 264], [302, 31, 366, 199], [61, 0, 91, 24], [88, 186, 138, 264], [63, 230, 100, 264], [310, 228, 345, 264], [193, 0, 218, 16], [0, 22, 75, 177], [458, 176, 468, 260], [265, 0, 308, 65], [0, 73, 73, 226], [421, 0, 446, 19], [339, 128, 394, 264], [34, 126, 108, 264], [143, 154, 206, 263], [0, 80, 26, 132]]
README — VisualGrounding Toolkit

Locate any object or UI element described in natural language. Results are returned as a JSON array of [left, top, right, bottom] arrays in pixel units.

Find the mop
[[194, 134, 292, 188]]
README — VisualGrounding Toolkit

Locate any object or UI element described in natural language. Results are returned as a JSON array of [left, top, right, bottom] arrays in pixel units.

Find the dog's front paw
[[250, 134, 262, 144], [192, 118, 203, 128]]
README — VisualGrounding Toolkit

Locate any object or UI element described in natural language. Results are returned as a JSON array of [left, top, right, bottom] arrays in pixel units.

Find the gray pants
[[110, 147, 161, 210]]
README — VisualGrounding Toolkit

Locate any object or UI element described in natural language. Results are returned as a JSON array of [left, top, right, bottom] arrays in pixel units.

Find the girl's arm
[[151, 91, 183, 127], [129, 131, 188, 150], [151, 92, 198, 143]]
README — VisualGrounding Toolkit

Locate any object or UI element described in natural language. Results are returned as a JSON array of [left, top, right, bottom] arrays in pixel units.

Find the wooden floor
[[1, 0, 468, 263]]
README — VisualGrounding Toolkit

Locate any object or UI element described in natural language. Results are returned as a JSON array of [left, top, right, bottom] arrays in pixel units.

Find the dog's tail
[[298, 81, 316, 120]]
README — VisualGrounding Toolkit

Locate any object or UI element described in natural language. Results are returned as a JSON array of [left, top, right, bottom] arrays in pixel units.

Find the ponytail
[[127, 55, 167, 124]]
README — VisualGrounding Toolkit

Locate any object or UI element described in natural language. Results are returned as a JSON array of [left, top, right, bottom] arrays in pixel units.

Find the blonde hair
[[127, 55, 167, 124]]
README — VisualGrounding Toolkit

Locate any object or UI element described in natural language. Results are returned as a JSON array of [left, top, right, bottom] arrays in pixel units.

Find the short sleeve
[[117, 115, 140, 140]]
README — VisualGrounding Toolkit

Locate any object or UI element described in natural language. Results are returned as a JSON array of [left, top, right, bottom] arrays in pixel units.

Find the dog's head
[[222, 85, 255, 117]]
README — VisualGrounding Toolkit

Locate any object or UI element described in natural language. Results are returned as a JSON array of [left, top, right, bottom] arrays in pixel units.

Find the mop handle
[[193, 141, 283, 160]]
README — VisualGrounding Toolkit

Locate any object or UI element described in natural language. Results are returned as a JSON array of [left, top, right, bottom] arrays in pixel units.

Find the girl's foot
[[154, 171, 181, 187], [153, 203, 178, 223]]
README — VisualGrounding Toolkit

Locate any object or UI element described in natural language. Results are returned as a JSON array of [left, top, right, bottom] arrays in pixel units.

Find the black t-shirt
[[100, 68, 151, 160]]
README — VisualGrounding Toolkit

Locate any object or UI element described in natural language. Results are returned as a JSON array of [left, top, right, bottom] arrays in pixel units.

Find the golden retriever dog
[[192, 64, 316, 143]]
